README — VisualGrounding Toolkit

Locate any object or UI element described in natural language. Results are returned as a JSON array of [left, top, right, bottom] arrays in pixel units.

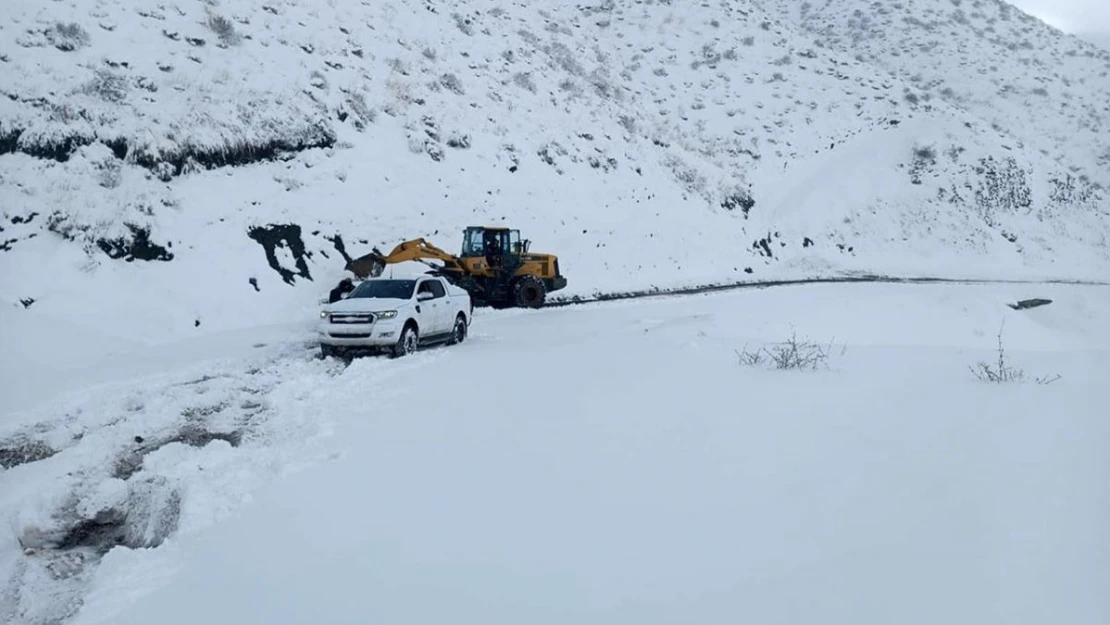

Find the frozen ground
[[3, 282, 1108, 625]]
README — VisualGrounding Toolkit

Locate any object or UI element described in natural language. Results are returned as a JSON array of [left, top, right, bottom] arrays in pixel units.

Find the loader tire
[[514, 275, 546, 308]]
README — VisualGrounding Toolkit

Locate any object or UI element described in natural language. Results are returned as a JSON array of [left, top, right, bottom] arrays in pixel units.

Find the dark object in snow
[[96, 224, 174, 262], [1007, 298, 1052, 310], [11, 212, 39, 224], [803, 237, 814, 248], [115, 426, 241, 480], [0, 127, 22, 157], [721, 191, 755, 216], [20, 297, 35, 308], [53, 509, 129, 553], [0, 440, 58, 469], [249, 277, 260, 292], [324, 233, 352, 263], [744, 267, 754, 274], [247, 223, 312, 285], [194, 319, 200, 327], [329, 277, 355, 303], [754, 237, 773, 258]]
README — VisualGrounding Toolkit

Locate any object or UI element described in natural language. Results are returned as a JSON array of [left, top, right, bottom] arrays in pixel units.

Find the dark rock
[[803, 237, 814, 248], [249, 277, 260, 292], [324, 233, 352, 263], [247, 224, 312, 285], [1008, 298, 1052, 310], [95, 224, 174, 262], [20, 297, 34, 308]]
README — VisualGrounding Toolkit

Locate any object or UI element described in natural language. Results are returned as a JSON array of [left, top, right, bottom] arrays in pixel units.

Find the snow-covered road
[[4, 282, 1109, 625]]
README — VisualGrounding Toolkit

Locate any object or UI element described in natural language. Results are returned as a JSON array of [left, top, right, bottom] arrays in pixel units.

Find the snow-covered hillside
[[765, 0, 1110, 188], [1, 0, 1107, 345]]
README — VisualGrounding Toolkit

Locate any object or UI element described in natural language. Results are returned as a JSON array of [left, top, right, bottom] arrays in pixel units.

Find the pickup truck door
[[425, 279, 451, 334], [415, 279, 446, 335]]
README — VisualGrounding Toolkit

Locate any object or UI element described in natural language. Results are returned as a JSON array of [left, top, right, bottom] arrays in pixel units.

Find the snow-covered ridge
[[1, 0, 1108, 343]]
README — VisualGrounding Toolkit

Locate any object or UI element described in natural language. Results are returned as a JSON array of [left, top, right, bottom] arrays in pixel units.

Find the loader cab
[[461, 227, 527, 268]]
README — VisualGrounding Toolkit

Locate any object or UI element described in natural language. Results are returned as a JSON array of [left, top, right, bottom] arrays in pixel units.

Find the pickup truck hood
[[324, 297, 410, 313]]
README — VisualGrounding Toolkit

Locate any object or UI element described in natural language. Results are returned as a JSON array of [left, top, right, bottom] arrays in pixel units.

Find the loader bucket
[[345, 250, 388, 279]]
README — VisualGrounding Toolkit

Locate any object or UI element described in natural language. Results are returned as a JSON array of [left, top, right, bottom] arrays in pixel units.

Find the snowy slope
[[1, 0, 1108, 348], [3, 283, 1109, 625], [763, 0, 1110, 188]]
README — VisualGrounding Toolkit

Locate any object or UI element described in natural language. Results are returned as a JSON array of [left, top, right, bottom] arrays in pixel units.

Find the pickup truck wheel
[[448, 314, 467, 345], [391, 324, 418, 358]]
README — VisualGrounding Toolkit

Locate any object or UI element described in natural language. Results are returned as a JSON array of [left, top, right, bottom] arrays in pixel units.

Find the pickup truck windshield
[[348, 279, 416, 299]]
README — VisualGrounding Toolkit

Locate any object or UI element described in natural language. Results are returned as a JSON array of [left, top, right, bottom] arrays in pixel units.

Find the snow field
[[2, 281, 1107, 624]]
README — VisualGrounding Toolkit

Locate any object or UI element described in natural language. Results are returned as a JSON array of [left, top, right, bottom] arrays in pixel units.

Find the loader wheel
[[513, 275, 546, 308], [448, 314, 467, 345], [391, 323, 418, 358]]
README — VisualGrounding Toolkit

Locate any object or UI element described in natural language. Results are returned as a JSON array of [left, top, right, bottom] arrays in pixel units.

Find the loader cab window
[[508, 230, 522, 256], [461, 228, 485, 257], [483, 230, 503, 267]]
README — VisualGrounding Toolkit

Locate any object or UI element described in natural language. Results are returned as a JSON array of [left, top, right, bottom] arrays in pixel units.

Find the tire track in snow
[[0, 343, 354, 625]]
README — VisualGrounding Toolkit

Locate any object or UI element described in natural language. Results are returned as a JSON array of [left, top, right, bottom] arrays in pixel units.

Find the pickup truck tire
[[514, 275, 546, 308], [448, 313, 467, 345], [391, 323, 419, 358]]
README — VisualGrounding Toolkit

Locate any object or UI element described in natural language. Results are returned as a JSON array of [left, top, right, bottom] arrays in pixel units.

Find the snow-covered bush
[[205, 12, 242, 47], [970, 323, 1061, 384], [46, 22, 90, 51], [736, 330, 842, 370]]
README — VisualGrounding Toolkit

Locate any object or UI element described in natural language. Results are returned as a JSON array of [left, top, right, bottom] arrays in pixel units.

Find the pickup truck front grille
[[329, 332, 373, 339], [330, 313, 375, 324]]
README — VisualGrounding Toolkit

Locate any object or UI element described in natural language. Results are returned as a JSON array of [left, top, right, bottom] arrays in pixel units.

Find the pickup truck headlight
[[319, 311, 330, 319], [376, 310, 398, 319]]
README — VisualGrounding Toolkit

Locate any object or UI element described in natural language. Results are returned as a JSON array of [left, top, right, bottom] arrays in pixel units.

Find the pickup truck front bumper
[[318, 315, 401, 348]]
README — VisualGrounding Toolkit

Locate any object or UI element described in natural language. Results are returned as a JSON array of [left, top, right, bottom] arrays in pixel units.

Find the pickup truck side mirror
[[417, 291, 434, 301]]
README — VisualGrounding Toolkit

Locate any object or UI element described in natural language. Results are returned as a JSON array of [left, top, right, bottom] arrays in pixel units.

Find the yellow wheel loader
[[345, 227, 567, 308]]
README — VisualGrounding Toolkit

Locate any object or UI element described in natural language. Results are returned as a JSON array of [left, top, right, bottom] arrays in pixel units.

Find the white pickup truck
[[318, 276, 472, 358]]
